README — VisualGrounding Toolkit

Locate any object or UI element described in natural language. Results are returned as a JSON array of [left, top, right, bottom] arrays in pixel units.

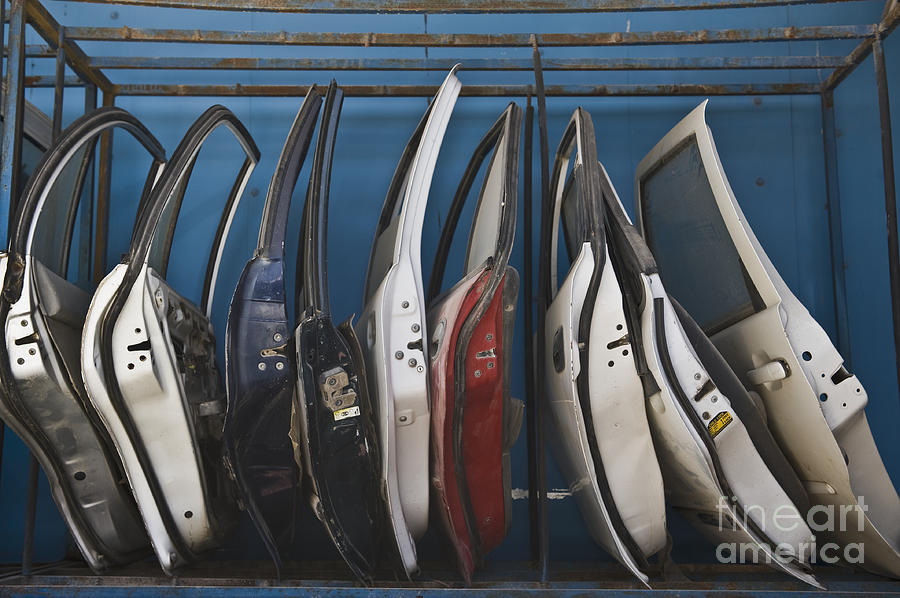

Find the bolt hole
[[184, 511, 193, 519], [134, 328, 141, 334], [702, 412, 710, 420], [819, 393, 828, 402], [28, 348, 35, 355], [74, 471, 86, 481], [622, 349, 629, 356], [139, 355, 147, 362], [856, 388, 861, 393], [127, 363, 134, 370], [616, 324, 623, 331], [802, 351, 812, 361], [607, 360, 614, 367], [19, 320, 27, 327], [16, 358, 24, 365], [842, 402, 847, 408]]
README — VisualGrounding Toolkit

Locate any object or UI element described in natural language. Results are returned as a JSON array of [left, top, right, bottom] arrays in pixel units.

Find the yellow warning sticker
[[334, 405, 360, 421], [707, 411, 733, 438]]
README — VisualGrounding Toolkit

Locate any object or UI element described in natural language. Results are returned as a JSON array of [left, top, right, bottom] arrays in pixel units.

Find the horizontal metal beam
[[89, 55, 846, 70], [823, 1, 900, 90], [24, 75, 84, 86], [114, 82, 821, 96], [50, 0, 869, 12], [2, 44, 53, 57], [66, 24, 874, 47], [23, 0, 114, 93]]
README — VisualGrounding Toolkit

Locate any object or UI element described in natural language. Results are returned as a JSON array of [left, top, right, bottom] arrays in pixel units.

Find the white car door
[[636, 100, 900, 579], [541, 108, 666, 585], [356, 67, 461, 577], [81, 106, 259, 573]]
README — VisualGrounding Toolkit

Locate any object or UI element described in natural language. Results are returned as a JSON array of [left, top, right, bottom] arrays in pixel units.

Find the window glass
[[640, 136, 762, 334]]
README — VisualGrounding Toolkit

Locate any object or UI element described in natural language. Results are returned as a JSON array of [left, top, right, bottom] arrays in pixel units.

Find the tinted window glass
[[640, 137, 761, 334]]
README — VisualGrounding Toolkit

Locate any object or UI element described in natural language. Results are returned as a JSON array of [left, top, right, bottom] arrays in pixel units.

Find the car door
[[424, 102, 522, 583], [292, 81, 387, 583], [600, 141, 820, 587], [0, 107, 164, 571], [356, 66, 461, 577], [540, 108, 666, 585], [223, 88, 322, 577], [636, 100, 900, 579], [81, 105, 259, 574]]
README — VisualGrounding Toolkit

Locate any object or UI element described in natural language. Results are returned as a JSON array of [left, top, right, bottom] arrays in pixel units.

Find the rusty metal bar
[[23, 75, 84, 87], [523, 98, 539, 570], [820, 90, 852, 364], [822, 2, 900, 91], [531, 39, 550, 584], [873, 35, 900, 405], [66, 24, 873, 47], [89, 55, 847, 71], [20, 456, 39, 576], [79, 84, 97, 286], [93, 91, 115, 284], [0, 0, 7, 497], [2, 44, 54, 57], [113, 82, 822, 97], [1, 0, 27, 241], [24, 0, 114, 94], [50, 0, 867, 12], [51, 27, 65, 140]]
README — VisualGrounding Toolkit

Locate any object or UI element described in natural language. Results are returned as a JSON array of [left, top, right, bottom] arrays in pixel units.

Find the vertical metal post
[[79, 83, 96, 286], [20, 23, 72, 576], [873, 35, 900, 401], [51, 26, 64, 140], [0, 0, 7, 495], [531, 37, 550, 584], [93, 91, 114, 284], [0, 0, 26, 243], [523, 97, 541, 566], [821, 90, 853, 364], [20, 456, 38, 576]]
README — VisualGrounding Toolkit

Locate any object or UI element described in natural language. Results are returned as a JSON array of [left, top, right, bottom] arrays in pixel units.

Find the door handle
[[746, 359, 790, 386]]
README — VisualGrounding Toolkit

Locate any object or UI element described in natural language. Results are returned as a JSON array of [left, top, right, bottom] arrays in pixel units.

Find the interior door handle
[[746, 359, 790, 386]]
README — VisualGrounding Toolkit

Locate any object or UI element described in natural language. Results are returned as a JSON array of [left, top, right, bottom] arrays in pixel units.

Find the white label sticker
[[334, 405, 361, 421]]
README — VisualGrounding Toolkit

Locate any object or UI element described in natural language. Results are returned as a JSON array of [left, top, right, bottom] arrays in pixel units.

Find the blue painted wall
[[1, 0, 898, 578]]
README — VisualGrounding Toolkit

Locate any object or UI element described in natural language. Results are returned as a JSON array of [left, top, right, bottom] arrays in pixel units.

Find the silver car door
[[356, 66, 461, 577], [540, 108, 666, 585], [81, 105, 259, 573], [0, 107, 164, 571]]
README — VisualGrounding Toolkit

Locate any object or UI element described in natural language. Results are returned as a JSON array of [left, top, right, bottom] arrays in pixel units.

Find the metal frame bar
[[872, 34, 900, 405], [87, 55, 849, 71], [0, 0, 898, 588], [65, 24, 874, 47], [111, 83, 823, 96], [43, 0, 878, 12], [821, 89, 852, 365]]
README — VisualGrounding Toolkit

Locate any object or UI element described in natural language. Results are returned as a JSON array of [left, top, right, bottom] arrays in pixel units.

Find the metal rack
[[0, 0, 898, 594]]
